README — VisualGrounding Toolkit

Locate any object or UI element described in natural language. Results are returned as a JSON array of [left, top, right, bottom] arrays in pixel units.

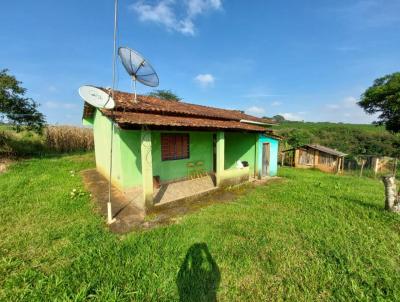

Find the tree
[[148, 89, 181, 101], [272, 114, 285, 123], [358, 72, 400, 133], [285, 129, 311, 148], [0, 69, 46, 133]]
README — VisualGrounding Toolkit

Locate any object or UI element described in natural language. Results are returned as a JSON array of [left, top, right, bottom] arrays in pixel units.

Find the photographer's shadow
[[177, 243, 221, 302]]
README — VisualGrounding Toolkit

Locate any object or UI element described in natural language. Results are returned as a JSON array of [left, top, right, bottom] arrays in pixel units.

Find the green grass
[[1, 155, 400, 301]]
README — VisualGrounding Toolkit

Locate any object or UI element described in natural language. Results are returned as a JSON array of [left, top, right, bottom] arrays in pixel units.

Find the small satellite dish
[[118, 46, 159, 102], [78, 85, 115, 109]]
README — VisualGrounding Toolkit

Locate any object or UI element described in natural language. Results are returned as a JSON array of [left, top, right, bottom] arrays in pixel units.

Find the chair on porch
[[186, 162, 197, 179], [195, 160, 206, 177]]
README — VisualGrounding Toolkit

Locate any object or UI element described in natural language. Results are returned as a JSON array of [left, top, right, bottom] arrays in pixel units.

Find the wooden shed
[[282, 144, 346, 173]]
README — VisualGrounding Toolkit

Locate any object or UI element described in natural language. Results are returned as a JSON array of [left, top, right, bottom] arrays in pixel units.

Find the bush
[[0, 128, 44, 156]]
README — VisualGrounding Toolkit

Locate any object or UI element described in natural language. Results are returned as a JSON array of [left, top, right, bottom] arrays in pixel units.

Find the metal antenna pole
[[134, 78, 137, 102], [107, 0, 118, 225]]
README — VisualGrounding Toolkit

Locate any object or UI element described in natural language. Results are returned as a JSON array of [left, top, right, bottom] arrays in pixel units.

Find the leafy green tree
[[283, 129, 312, 148], [0, 69, 46, 133], [148, 89, 181, 101], [358, 72, 400, 133], [272, 114, 285, 123]]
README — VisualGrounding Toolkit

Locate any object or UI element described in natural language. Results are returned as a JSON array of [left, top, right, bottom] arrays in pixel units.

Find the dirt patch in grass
[[81, 169, 145, 234], [0, 158, 14, 174]]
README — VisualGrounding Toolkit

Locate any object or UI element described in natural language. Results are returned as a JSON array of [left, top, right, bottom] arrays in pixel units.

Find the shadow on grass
[[177, 243, 220, 302], [332, 195, 384, 212], [350, 198, 386, 212]]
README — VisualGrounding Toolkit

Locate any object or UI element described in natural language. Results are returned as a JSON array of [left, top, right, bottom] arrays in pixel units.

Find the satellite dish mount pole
[[107, 0, 118, 225], [132, 75, 137, 103]]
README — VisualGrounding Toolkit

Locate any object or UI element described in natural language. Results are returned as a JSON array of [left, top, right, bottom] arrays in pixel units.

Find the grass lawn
[[1, 154, 400, 301]]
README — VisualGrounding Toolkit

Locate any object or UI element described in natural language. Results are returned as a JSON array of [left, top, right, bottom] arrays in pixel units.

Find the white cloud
[[131, 1, 177, 30], [319, 96, 376, 123], [48, 85, 57, 92], [194, 73, 215, 87], [245, 106, 266, 117], [326, 96, 358, 111], [187, 0, 222, 16], [279, 112, 305, 121], [271, 101, 282, 107], [342, 96, 358, 108], [45, 101, 77, 109], [130, 0, 222, 36]]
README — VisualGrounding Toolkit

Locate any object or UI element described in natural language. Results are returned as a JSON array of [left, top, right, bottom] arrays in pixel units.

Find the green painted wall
[[224, 132, 257, 175], [151, 131, 214, 182], [119, 129, 142, 188], [92, 109, 142, 190], [82, 116, 94, 126]]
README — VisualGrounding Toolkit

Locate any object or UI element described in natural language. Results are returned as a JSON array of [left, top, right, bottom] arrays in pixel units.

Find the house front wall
[[151, 131, 214, 183], [224, 132, 258, 177], [258, 135, 279, 177]]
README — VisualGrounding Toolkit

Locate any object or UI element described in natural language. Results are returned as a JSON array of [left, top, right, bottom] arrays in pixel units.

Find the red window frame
[[161, 133, 190, 161]]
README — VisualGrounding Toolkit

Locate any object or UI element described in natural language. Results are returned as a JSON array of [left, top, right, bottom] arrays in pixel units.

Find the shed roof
[[283, 144, 347, 157], [83, 88, 275, 132], [305, 144, 347, 157]]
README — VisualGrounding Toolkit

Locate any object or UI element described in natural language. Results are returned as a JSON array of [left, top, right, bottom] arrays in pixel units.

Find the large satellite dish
[[118, 46, 159, 102], [78, 85, 115, 109]]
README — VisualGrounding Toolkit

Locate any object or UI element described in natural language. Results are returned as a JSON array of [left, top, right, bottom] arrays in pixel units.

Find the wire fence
[[343, 156, 399, 178], [279, 150, 399, 179]]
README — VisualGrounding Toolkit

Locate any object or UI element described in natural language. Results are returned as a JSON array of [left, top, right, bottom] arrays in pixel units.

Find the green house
[[82, 88, 279, 210]]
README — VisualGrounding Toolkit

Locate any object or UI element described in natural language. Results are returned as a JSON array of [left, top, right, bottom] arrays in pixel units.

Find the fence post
[[382, 176, 400, 212], [359, 159, 366, 177]]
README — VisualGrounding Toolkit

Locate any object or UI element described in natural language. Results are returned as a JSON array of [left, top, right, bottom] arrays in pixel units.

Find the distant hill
[[273, 121, 386, 133], [271, 121, 399, 158]]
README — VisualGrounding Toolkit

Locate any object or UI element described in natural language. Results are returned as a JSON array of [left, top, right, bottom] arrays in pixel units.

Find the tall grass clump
[[45, 126, 94, 153], [0, 128, 44, 156]]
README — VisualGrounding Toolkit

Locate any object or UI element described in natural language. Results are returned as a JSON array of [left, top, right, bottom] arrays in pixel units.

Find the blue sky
[[1, 0, 400, 125]]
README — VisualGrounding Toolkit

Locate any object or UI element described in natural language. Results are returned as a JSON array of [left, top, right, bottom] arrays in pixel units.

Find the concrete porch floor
[[154, 175, 217, 205]]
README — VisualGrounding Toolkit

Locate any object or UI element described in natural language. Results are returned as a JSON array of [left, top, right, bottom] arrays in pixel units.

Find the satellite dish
[[78, 85, 115, 109], [118, 46, 159, 102]]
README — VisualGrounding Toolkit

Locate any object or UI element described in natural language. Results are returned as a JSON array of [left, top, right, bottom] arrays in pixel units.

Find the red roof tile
[[102, 111, 266, 132], [83, 88, 275, 132], [101, 89, 274, 123]]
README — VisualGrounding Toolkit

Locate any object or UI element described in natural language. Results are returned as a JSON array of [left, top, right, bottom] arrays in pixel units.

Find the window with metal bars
[[161, 133, 190, 161]]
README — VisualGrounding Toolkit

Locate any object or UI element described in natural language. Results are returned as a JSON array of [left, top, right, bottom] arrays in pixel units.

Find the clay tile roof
[[102, 111, 267, 132], [83, 88, 275, 132]]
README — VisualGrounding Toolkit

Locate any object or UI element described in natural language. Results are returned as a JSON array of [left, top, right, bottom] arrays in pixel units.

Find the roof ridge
[[97, 88, 275, 124]]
